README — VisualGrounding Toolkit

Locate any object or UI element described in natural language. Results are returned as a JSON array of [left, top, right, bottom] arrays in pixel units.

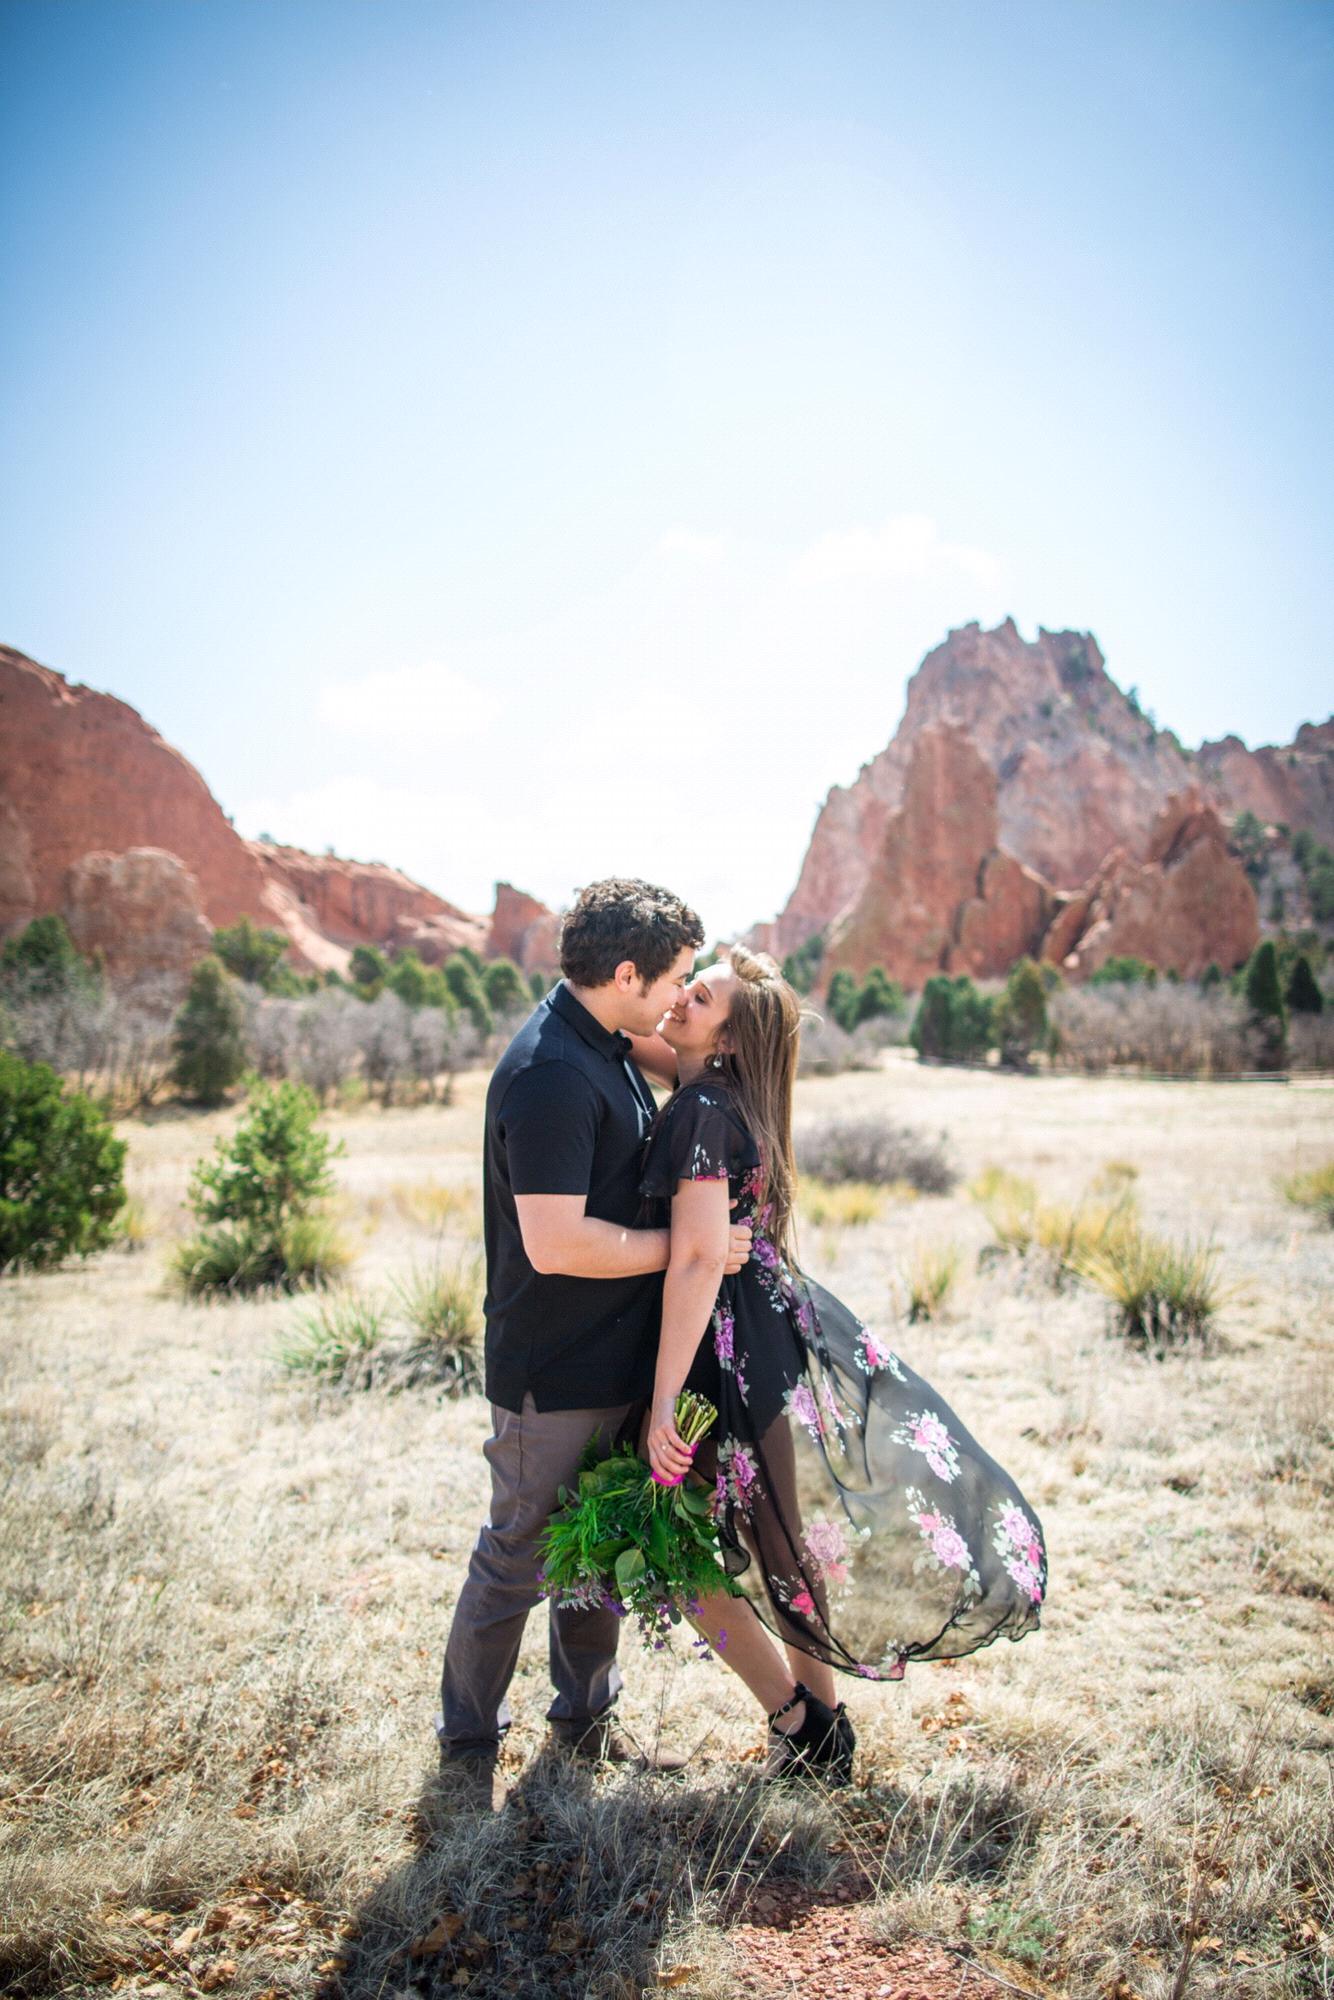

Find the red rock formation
[[1194, 720, 1334, 848], [0, 644, 271, 936], [820, 725, 1058, 988], [62, 848, 214, 988], [487, 882, 561, 973], [758, 618, 1329, 983], [1043, 791, 1259, 980], [0, 644, 559, 984], [253, 842, 488, 968], [809, 738, 1258, 993], [760, 618, 1333, 965], [948, 850, 1057, 982]]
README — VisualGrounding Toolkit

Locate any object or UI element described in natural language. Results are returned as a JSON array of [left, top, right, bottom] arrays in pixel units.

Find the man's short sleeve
[[499, 1062, 601, 1197]]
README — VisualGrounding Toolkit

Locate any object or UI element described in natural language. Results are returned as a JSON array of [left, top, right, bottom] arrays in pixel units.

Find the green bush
[[854, 965, 905, 1024], [1244, 939, 1287, 1070], [174, 1213, 351, 1296], [1286, 953, 1324, 1015], [1089, 955, 1158, 987], [171, 957, 248, 1105], [444, 954, 493, 1035], [387, 950, 429, 1009], [529, 969, 550, 1003], [825, 969, 859, 1033], [994, 957, 1049, 1070], [174, 1078, 345, 1295], [482, 957, 529, 1015], [910, 975, 994, 1063], [0, 1050, 127, 1273], [212, 915, 291, 990], [350, 944, 389, 991], [781, 933, 825, 996], [1310, 858, 1334, 924], [0, 914, 100, 1001], [1230, 808, 1268, 882]]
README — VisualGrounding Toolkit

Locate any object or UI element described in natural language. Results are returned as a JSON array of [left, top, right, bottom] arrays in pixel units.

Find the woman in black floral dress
[[632, 948, 1048, 1784]]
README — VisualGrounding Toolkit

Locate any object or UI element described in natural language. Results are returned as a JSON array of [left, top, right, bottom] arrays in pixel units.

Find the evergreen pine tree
[[825, 969, 859, 1033], [482, 957, 528, 1015], [910, 976, 954, 1062], [0, 1051, 127, 1272], [212, 915, 291, 989], [854, 965, 905, 1024], [1285, 953, 1324, 1015], [1244, 939, 1288, 1071], [0, 914, 99, 999], [349, 944, 388, 993], [995, 957, 1048, 1069], [171, 957, 248, 1105], [444, 954, 493, 1035], [386, 951, 429, 1008]]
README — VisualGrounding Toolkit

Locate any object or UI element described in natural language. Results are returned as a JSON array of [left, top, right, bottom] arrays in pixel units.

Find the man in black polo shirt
[[436, 879, 751, 1809]]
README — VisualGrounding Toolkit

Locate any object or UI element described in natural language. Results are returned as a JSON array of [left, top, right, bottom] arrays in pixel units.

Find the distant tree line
[[0, 914, 552, 1112]]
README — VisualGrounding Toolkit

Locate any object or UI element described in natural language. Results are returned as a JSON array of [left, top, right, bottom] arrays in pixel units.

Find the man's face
[[620, 944, 696, 1036]]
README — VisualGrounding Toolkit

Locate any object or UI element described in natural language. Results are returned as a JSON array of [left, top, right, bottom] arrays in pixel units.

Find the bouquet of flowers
[[537, 1392, 737, 1650]]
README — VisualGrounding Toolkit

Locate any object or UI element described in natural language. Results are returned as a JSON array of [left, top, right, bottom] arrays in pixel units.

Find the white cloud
[[790, 512, 1005, 591], [317, 662, 499, 742], [235, 517, 1016, 935]]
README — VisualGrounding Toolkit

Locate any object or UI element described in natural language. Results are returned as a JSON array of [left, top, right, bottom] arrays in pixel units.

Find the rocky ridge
[[0, 645, 558, 986], [755, 618, 1329, 987]]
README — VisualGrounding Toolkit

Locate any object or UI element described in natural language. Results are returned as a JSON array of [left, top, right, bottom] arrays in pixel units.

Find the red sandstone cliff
[[756, 618, 1326, 987], [0, 645, 558, 984]]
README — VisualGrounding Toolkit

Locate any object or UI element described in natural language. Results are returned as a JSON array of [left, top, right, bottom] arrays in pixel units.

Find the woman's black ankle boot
[[764, 1684, 855, 1788]]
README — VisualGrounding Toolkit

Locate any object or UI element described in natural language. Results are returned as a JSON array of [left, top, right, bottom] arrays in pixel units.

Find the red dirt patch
[[725, 1891, 1037, 2000]]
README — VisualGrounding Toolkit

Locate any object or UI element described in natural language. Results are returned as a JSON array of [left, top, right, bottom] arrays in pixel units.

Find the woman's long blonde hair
[[716, 946, 804, 1268]]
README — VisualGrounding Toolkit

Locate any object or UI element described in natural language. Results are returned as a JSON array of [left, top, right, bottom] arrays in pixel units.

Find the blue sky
[[3, 0, 1331, 935]]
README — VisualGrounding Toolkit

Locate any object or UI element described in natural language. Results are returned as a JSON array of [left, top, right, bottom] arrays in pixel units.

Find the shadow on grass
[[334, 1745, 1045, 2000]]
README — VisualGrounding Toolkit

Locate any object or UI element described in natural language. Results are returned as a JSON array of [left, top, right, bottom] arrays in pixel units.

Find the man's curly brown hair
[[558, 878, 704, 988]]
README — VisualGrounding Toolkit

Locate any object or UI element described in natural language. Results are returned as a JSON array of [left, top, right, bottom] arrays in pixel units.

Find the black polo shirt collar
[[549, 980, 634, 1061], [549, 980, 655, 1130]]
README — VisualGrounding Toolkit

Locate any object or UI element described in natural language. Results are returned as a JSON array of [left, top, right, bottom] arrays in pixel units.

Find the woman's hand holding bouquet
[[538, 1392, 736, 1650]]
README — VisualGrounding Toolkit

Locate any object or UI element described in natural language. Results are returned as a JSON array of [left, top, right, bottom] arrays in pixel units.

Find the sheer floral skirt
[[686, 1272, 1048, 1684]]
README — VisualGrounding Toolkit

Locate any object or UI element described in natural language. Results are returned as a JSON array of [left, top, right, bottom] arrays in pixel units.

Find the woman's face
[[657, 960, 735, 1061]]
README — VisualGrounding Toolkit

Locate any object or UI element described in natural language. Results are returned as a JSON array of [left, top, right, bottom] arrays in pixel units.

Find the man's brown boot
[[550, 1715, 689, 1772], [436, 1749, 509, 1813]]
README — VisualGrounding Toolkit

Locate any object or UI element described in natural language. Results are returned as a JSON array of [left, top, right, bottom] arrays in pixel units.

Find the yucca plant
[[391, 1177, 481, 1232], [799, 1180, 887, 1228], [1279, 1160, 1334, 1228], [971, 1163, 1138, 1289], [904, 1243, 960, 1322], [970, 1166, 1039, 1256], [1072, 1225, 1240, 1353], [173, 1213, 351, 1297], [1031, 1191, 1138, 1291], [277, 1290, 389, 1382], [388, 1253, 484, 1392]]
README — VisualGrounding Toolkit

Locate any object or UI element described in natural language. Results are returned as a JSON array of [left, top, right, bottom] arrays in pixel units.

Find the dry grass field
[[2, 1052, 1331, 2000]]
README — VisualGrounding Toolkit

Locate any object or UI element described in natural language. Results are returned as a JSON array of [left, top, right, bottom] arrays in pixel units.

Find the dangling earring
[[709, 1051, 724, 1070]]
